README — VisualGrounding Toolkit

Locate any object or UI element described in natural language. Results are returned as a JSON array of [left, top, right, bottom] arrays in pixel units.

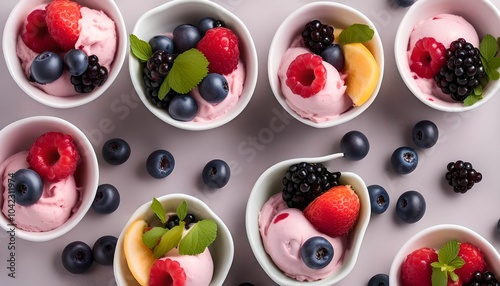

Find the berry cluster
[[301, 20, 334, 54], [445, 160, 483, 194], [166, 213, 197, 229], [465, 271, 499, 286], [70, 55, 108, 93]]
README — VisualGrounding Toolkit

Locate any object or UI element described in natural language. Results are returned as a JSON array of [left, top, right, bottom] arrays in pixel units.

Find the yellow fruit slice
[[333, 28, 343, 42], [342, 43, 380, 106], [123, 220, 156, 286]]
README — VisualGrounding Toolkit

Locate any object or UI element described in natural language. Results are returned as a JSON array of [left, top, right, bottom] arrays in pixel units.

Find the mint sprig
[[337, 23, 374, 45], [151, 197, 167, 224], [430, 240, 465, 286]]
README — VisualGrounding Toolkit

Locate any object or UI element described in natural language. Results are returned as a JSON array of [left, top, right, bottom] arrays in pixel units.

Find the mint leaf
[[464, 94, 482, 106], [439, 240, 459, 264], [158, 77, 171, 100], [153, 223, 184, 258], [488, 56, 500, 70], [338, 24, 374, 45], [142, 227, 168, 248], [176, 200, 188, 221], [167, 48, 209, 94], [448, 257, 465, 270], [480, 34, 498, 61], [130, 34, 152, 62], [485, 64, 500, 81], [432, 267, 448, 286], [178, 219, 217, 255], [151, 198, 166, 224]]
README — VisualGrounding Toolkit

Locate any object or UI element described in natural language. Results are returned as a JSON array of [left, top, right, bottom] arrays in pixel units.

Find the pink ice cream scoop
[[259, 193, 346, 282], [0, 151, 81, 232], [161, 247, 214, 285]]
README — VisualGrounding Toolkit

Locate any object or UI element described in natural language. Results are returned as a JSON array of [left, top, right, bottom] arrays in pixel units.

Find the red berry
[[149, 258, 187, 286], [21, 9, 61, 53], [285, 53, 327, 98], [196, 27, 239, 75], [410, 37, 446, 79], [455, 242, 486, 284], [45, 0, 81, 51], [400, 247, 438, 286], [26, 131, 80, 181]]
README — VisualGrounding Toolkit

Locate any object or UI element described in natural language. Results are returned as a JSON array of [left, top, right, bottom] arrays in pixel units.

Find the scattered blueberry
[[30, 51, 63, 84], [146, 149, 175, 179], [92, 184, 120, 214], [497, 219, 500, 235], [300, 236, 334, 269], [396, 190, 426, 223], [368, 273, 389, 286], [367, 185, 390, 214], [391, 146, 418, 174], [11, 169, 43, 206], [92, 235, 117, 265], [412, 120, 439, 149], [102, 138, 131, 165], [173, 24, 201, 53], [202, 159, 231, 189], [340, 130, 370, 161], [199, 73, 229, 103], [61, 241, 93, 274], [168, 94, 198, 121], [394, 0, 415, 7], [320, 44, 344, 71], [149, 35, 174, 54], [197, 17, 225, 36], [64, 49, 89, 76]]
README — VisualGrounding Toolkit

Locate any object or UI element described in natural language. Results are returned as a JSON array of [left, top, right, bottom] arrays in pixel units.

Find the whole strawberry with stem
[[45, 0, 82, 51], [401, 247, 438, 286]]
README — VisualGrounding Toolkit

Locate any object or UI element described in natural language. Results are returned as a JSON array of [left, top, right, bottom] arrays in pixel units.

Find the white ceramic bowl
[[114, 193, 234, 286], [2, 0, 127, 108], [0, 116, 99, 241], [245, 153, 371, 285], [268, 2, 384, 128], [389, 224, 500, 285], [394, 0, 500, 112], [130, 0, 258, 131]]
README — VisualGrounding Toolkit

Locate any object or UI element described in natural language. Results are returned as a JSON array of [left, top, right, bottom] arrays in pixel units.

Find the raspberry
[[196, 27, 239, 75], [45, 0, 82, 51], [21, 9, 61, 53], [400, 247, 438, 286], [410, 37, 446, 79], [26, 131, 80, 181], [455, 242, 487, 284], [149, 258, 186, 286], [301, 20, 334, 54], [285, 53, 327, 98]]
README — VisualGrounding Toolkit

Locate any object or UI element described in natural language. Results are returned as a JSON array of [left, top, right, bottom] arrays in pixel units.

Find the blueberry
[[320, 44, 344, 71], [394, 0, 415, 7], [92, 235, 117, 265], [340, 130, 370, 161], [92, 184, 120, 214], [396, 190, 426, 223], [61, 241, 93, 274], [11, 169, 43, 206], [168, 94, 198, 121], [412, 120, 439, 149], [202, 159, 231, 189], [173, 24, 201, 53], [30, 51, 63, 84], [199, 73, 229, 103], [300, 236, 334, 269], [391, 146, 418, 174], [368, 273, 389, 286], [497, 219, 500, 235], [102, 138, 131, 165], [146, 150, 175, 179], [197, 17, 224, 36], [64, 49, 89, 76], [149, 35, 174, 54], [367, 185, 390, 214]]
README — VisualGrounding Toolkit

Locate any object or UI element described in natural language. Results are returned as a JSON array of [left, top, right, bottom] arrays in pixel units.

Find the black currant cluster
[[465, 271, 499, 286], [166, 213, 197, 229], [143, 50, 177, 109], [301, 20, 334, 54], [434, 38, 485, 102], [445, 160, 482, 194], [282, 162, 341, 210], [71, 55, 108, 93]]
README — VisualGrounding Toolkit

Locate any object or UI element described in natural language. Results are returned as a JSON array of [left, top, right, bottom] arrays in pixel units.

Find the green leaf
[[486, 64, 500, 81], [176, 200, 188, 221], [438, 240, 459, 264], [178, 219, 217, 255], [488, 56, 500, 70], [338, 23, 374, 45], [449, 271, 459, 282], [157, 77, 171, 100], [142, 227, 168, 248], [474, 84, 483, 96], [130, 34, 152, 62], [153, 223, 184, 258], [463, 94, 482, 106], [151, 198, 166, 224], [480, 34, 498, 61], [448, 257, 465, 269], [432, 267, 448, 286], [167, 48, 209, 94]]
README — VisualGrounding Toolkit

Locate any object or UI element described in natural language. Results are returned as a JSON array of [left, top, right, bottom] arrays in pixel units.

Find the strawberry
[[45, 0, 81, 51], [400, 247, 438, 286], [149, 258, 186, 286], [21, 9, 61, 53], [26, 131, 80, 181], [196, 27, 239, 75], [447, 277, 462, 286], [410, 37, 446, 79], [285, 53, 327, 98], [303, 185, 360, 237], [455, 242, 486, 284]]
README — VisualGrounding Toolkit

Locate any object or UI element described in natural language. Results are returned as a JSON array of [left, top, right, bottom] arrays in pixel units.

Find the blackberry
[[445, 160, 482, 194], [282, 162, 341, 210], [434, 38, 485, 102], [465, 271, 499, 286], [70, 55, 108, 93], [143, 50, 177, 108], [301, 20, 334, 54], [166, 213, 197, 229]]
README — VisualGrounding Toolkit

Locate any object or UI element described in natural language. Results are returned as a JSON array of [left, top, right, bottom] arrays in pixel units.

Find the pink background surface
[[1, 0, 500, 285]]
